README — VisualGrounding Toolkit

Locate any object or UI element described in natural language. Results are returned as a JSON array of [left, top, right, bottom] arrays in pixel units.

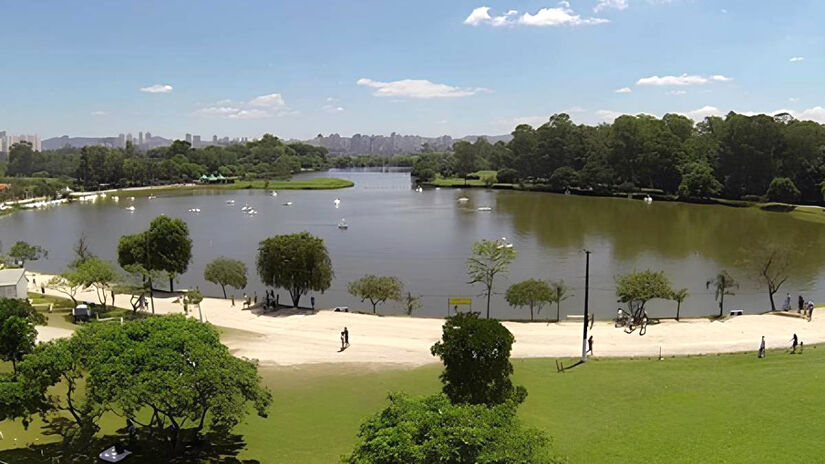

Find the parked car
[[73, 303, 93, 323]]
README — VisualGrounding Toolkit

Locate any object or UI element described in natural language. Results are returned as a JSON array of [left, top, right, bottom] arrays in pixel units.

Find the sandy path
[[27, 272, 824, 367]]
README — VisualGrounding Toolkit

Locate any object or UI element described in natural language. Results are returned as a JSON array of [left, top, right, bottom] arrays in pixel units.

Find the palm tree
[[707, 271, 738, 317], [671, 288, 688, 321], [549, 280, 572, 322]]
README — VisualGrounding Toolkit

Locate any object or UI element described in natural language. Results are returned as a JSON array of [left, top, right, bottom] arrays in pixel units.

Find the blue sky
[[1, 0, 823, 140]]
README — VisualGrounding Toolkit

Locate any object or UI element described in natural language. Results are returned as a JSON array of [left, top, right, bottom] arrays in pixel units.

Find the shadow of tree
[[0, 431, 260, 464]]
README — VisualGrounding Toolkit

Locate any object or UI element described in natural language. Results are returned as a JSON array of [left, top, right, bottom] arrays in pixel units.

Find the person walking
[[311, 296, 316, 310], [782, 293, 791, 311], [791, 333, 798, 354], [758, 336, 766, 358], [587, 335, 594, 356], [798, 295, 804, 313], [343, 327, 349, 348]]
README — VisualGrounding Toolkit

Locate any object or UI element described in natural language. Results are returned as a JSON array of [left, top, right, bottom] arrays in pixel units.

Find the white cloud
[[792, 106, 825, 123], [248, 93, 286, 108], [666, 90, 687, 96], [90, 110, 108, 116], [594, 0, 628, 12], [326, 97, 339, 102], [322, 104, 344, 114], [463, 5, 607, 27], [194, 92, 292, 119], [139, 84, 173, 93], [636, 74, 733, 86], [685, 105, 722, 120], [789, 97, 800, 103], [720, 8, 728, 14], [615, 87, 632, 94], [357, 78, 488, 99], [789, 56, 805, 62]]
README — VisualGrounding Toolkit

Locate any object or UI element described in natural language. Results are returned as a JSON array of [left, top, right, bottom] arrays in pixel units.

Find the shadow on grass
[[0, 430, 260, 464]]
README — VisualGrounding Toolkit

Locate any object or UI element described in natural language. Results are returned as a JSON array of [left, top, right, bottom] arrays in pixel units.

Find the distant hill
[[308, 133, 512, 156]]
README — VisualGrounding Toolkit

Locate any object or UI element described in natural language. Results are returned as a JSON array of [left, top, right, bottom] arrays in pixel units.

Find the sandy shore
[[28, 272, 823, 367]]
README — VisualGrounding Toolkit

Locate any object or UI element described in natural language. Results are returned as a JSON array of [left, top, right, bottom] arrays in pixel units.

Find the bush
[[548, 167, 578, 190], [481, 173, 497, 187], [617, 181, 637, 193], [766, 177, 801, 203], [677, 162, 722, 199], [496, 168, 519, 184]]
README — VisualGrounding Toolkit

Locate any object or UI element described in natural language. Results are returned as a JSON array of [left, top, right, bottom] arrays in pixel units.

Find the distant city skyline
[[1, 1, 824, 139]]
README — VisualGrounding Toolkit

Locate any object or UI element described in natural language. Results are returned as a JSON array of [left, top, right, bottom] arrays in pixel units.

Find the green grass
[[428, 170, 499, 187], [120, 177, 353, 197], [3, 346, 825, 463]]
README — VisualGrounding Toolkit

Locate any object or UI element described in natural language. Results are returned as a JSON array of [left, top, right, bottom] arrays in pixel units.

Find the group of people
[[340, 327, 350, 350], [782, 293, 815, 321], [757, 333, 804, 358]]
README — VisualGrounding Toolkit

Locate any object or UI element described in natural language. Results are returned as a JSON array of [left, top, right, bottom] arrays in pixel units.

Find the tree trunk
[[676, 301, 681, 321], [148, 277, 155, 314], [769, 290, 776, 311], [291, 291, 300, 308], [529, 304, 534, 321], [221, 284, 227, 299], [556, 302, 560, 322], [485, 288, 492, 319], [372, 302, 377, 314], [169, 276, 174, 292], [719, 291, 724, 318]]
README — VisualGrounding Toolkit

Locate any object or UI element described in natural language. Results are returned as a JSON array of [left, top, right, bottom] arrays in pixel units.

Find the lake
[[2, 169, 824, 320]]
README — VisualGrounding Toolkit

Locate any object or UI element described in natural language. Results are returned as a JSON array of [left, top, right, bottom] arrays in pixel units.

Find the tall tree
[[204, 257, 248, 298], [8, 241, 46, 266], [257, 232, 333, 308], [0, 299, 44, 374], [145, 215, 193, 292], [707, 270, 738, 317], [548, 280, 572, 322], [347, 274, 403, 314], [615, 270, 673, 312], [671, 288, 689, 321], [430, 312, 525, 406], [747, 247, 791, 311], [466, 239, 516, 319], [505, 279, 552, 321]]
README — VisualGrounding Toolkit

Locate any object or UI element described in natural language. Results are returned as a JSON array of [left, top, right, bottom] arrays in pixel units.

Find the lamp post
[[581, 250, 591, 363]]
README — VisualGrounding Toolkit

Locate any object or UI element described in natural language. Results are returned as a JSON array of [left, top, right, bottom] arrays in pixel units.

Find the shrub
[[766, 177, 801, 203]]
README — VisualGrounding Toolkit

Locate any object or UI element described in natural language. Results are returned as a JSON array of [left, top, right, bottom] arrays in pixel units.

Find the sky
[[1, 0, 823, 140]]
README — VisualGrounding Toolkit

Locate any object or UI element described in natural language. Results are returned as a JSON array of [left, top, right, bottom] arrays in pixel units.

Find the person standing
[[798, 295, 804, 313], [791, 333, 798, 354], [758, 336, 766, 358], [343, 327, 349, 347], [587, 335, 594, 356], [782, 293, 791, 311], [311, 296, 316, 310]]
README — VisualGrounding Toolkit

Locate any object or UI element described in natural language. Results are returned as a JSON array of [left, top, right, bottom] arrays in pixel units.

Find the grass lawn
[[122, 177, 353, 197], [428, 170, 499, 187], [2, 345, 824, 463]]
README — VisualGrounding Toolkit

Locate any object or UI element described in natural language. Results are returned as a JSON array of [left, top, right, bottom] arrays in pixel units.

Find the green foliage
[[117, 215, 192, 292], [8, 241, 46, 264], [204, 257, 248, 298], [72, 256, 119, 307], [0, 298, 45, 373], [347, 274, 403, 314], [505, 279, 552, 321], [344, 393, 558, 464], [481, 172, 497, 187], [548, 166, 578, 190], [548, 280, 572, 322], [707, 270, 738, 317], [257, 232, 333, 307], [671, 287, 689, 320], [496, 167, 519, 184], [766, 177, 801, 203], [615, 270, 673, 310], [678, 161, 723, 198], [466, 239, 516, 319], [402, 291, 422, 315], [431, 313, 525, 406]]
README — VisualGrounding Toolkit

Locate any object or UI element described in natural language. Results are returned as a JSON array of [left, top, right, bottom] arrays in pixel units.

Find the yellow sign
[[448, 297, 472, 306]]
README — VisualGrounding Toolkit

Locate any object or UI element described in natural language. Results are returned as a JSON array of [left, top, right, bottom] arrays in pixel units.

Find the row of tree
[[4, 135, 329, 190], [414, 112, 825, 204]]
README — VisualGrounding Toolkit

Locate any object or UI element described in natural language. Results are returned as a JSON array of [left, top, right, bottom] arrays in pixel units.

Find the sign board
[[448, 297, 472, 306]]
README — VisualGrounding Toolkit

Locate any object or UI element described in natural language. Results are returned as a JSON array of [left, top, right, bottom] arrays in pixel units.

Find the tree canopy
[[505, 279, 552, 321], [257, 232, 333, 307], [431, 312, 524, 406], [615, 270, 673, 311], [466, 239, 516, 319], [8, 241, 47, 265], [204, 257, 248, 298], [347, 275, 403, 314], [117, 215, 192, 292]]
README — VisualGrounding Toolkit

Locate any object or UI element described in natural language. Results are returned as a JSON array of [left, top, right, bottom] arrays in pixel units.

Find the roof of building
[[0, 268, 26, 286]]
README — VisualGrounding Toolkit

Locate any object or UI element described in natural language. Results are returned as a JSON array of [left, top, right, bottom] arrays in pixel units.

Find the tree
[[0, 298, 43, 374], [347, 274, 403, 314], [47, 272, 85, 306], [548, 166, 578, 190], [204, 257, 248, 298], [678, 162, 722, 199], [766, 177, 801, 203], [505, 279, 552, 321], [671, 288, 689, 321], [615, 270, 673, 312], [747, 247, 791, 311], [430, 312, 524, 406], [453, 141, 479, 181], [145, 215, 193, 292], [257, 232, 333, 308], [402, 292, 422, 315], [73, 256, 119, 307], [8, 241, 46, 265], [184, 289, 205, 322], [707, 271, 738, 317], [344, 393, 558, 464], [466, 239, 516, 319], [548, 280, 572, 322]]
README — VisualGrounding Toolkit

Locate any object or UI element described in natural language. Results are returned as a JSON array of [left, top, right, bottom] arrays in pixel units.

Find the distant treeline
[[1, 134, 329, 190], [411, 112, 825, 204]]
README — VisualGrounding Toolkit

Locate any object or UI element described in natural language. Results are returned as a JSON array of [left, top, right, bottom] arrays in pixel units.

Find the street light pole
[[581, 250, 591, 362]]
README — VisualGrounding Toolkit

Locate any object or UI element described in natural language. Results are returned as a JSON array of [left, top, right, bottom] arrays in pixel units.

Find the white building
[[1, 133, 41, 152], [0, 268, 27, 299]]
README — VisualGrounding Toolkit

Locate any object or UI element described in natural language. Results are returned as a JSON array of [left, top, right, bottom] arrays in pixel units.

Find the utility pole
[[581, 250, 591, 362]]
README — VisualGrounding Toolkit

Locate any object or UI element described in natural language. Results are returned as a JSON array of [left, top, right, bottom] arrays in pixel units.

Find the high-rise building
[[138, 132, 144, 146], [145, 132, 152, 142], [118, 133, 126, 148], [126, 133, 133, 145], [185, 133, 192, 144], [192, 135, 201, 148], [1, 133, 41, 152], [212, 135, 218, 144]]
